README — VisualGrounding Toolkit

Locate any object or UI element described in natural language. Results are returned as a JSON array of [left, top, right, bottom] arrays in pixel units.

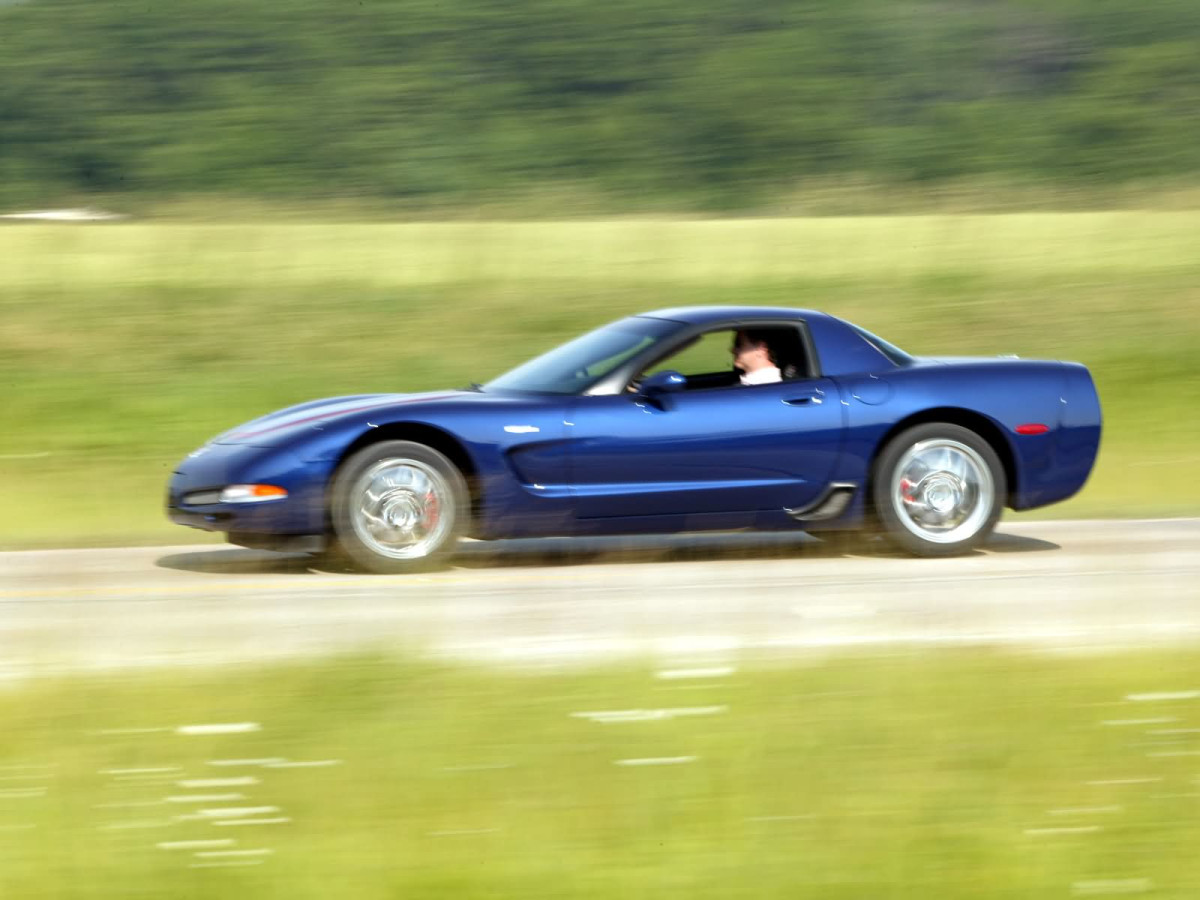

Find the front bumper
[[166, 442, 331, 537]]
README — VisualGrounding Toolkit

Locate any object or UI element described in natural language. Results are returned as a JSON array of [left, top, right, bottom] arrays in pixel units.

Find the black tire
[[326, 440, 468, 574], [872, 423, 1005, 558]]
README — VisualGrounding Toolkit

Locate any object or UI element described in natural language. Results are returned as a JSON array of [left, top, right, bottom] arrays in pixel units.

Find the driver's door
[[565, 324, 844, 521]]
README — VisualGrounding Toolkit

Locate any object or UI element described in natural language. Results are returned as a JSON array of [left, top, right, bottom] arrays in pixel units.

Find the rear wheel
[[873, 423, 1004, 557], [327, 440, 467, 573]]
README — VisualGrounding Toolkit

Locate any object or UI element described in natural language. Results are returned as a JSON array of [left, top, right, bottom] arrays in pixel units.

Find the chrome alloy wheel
[[349, 458, 455, 560], [890, 438, 994, 545]]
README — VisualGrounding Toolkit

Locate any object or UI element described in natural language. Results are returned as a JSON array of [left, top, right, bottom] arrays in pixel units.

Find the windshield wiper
[[461, 382, 485, 393]]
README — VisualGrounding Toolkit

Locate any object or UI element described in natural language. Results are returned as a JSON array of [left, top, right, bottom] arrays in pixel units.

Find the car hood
[[212, 391, 479, 446]]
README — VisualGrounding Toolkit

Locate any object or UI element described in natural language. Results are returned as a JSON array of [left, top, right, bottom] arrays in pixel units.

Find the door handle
[[783, 396, 821, 406]]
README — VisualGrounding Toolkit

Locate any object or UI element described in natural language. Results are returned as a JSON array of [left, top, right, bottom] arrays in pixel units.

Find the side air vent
[[785, 483, 857, 522]]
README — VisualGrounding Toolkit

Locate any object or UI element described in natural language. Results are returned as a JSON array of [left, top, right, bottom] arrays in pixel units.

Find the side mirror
[[640, 370, 687, 396]]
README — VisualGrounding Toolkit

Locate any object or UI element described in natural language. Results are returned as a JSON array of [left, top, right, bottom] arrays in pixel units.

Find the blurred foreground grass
[[3, 650, 1200, 898], [2, 212, 1197, 548]]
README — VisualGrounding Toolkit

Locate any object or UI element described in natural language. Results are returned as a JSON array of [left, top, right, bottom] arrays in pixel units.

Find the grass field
[[2, 650, 1200, 898], [2, 212, 1197, 548]]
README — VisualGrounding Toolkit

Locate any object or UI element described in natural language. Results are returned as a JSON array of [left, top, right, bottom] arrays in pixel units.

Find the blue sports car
[[167, 307, 1101, 572]]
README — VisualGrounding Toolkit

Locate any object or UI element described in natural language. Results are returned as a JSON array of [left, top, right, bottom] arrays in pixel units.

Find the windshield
[[485, 317, 678, 394]]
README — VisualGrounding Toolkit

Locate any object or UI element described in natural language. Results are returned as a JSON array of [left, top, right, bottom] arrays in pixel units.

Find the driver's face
[[732, 334, 766, 369]]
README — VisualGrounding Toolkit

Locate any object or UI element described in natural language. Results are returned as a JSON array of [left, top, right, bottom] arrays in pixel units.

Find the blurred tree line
[[1, 0, 1198, 210]]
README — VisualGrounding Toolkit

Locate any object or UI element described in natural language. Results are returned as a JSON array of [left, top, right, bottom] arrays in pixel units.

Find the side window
[[639, 324, 811, 390], [767, 326, 812, 380], [645, 329, 736, 380]]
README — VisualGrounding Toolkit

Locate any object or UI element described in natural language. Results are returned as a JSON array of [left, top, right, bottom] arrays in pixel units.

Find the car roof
[[636, 306, 830, 327]]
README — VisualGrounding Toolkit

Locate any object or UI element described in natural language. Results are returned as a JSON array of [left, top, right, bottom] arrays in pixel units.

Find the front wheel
[[327, 440, 467, 573], [872, 424, 1005, 557]]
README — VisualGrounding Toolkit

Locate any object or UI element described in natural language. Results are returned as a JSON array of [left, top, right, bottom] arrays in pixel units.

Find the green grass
[[2, 213, 1197, 548], [3, 650, 1200, 898]]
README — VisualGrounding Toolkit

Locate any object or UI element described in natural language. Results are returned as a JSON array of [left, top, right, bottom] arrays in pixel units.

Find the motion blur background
[[3, 0, 1200, 212], [1, 0, 1198, 545], [2, 0, 1199, 546], [2, 2, 1199, 897]]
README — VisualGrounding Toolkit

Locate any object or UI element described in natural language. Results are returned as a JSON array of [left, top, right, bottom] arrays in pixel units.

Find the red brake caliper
[[421, 491, 440, 530]]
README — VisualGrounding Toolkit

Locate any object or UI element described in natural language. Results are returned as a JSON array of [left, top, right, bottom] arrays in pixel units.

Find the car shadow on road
[[984, 531, 1063, 554], [156, 548, 316, 575], [156, 528, 1060, 576], [450, 529, 1059, 568]]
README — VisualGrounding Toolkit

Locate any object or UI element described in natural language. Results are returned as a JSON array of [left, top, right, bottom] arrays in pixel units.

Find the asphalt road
[[1, 519, 1197, 680]]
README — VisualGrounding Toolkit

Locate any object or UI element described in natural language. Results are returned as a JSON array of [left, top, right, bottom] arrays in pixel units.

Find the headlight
[[216, 484, 289, 504]]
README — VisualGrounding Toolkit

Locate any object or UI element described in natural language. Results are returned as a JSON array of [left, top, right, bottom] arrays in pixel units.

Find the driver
[[732, 330, 781, 385]]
